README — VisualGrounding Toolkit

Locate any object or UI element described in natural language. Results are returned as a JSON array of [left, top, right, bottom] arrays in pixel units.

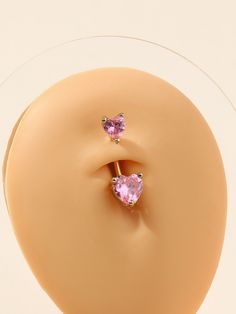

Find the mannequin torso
[[3, 68, 227, 314]]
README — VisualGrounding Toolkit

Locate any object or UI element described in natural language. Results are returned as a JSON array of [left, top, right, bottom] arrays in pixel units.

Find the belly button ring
[[101, 113, 144, 207], [101, 113, 125, 144]]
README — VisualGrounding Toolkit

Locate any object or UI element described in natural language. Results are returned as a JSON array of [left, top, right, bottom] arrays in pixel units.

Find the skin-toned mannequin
[[3, 68, 227, 314]]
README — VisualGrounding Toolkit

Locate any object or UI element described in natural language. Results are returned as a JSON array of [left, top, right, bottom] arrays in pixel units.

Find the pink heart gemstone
[[103, 114, 125, 140], [112, 174, 143, 206]]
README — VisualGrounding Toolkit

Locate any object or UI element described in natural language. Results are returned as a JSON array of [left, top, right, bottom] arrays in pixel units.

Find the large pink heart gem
[[102, 113, 125, 141], [112, 174, 143, 206]]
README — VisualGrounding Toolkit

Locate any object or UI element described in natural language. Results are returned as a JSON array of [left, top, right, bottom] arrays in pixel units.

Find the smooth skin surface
[[3, 68, 227, 314]]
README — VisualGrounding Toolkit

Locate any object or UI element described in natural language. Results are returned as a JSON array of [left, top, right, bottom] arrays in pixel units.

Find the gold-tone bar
[[114, 161, 122, 176]]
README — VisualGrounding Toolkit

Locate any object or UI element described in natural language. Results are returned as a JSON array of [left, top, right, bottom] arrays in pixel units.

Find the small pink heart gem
[[102, 113, 125, 140], [112, 174, 143, 206]]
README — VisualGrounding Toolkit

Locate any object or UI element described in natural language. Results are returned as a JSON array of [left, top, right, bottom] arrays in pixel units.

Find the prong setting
[[101, 116, 108, 124], [137, 172, 143, 179], [113, 138, 120, 144], [128, 200, 135, 207], [111, 177, 118, 184]]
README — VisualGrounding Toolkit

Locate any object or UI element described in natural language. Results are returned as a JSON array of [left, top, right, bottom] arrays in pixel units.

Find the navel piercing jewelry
[[101, 113, 143, 207], [101, 113, 125, 144], [111, 161, 143, 207]]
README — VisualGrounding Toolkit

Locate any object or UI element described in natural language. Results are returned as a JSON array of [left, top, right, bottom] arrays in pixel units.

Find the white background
[[0, 1, 235, 313]]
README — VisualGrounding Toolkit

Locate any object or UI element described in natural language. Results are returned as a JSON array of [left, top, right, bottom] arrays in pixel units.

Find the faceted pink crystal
[[112, 174, 143, 206], [103, 114, 125, 140]]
